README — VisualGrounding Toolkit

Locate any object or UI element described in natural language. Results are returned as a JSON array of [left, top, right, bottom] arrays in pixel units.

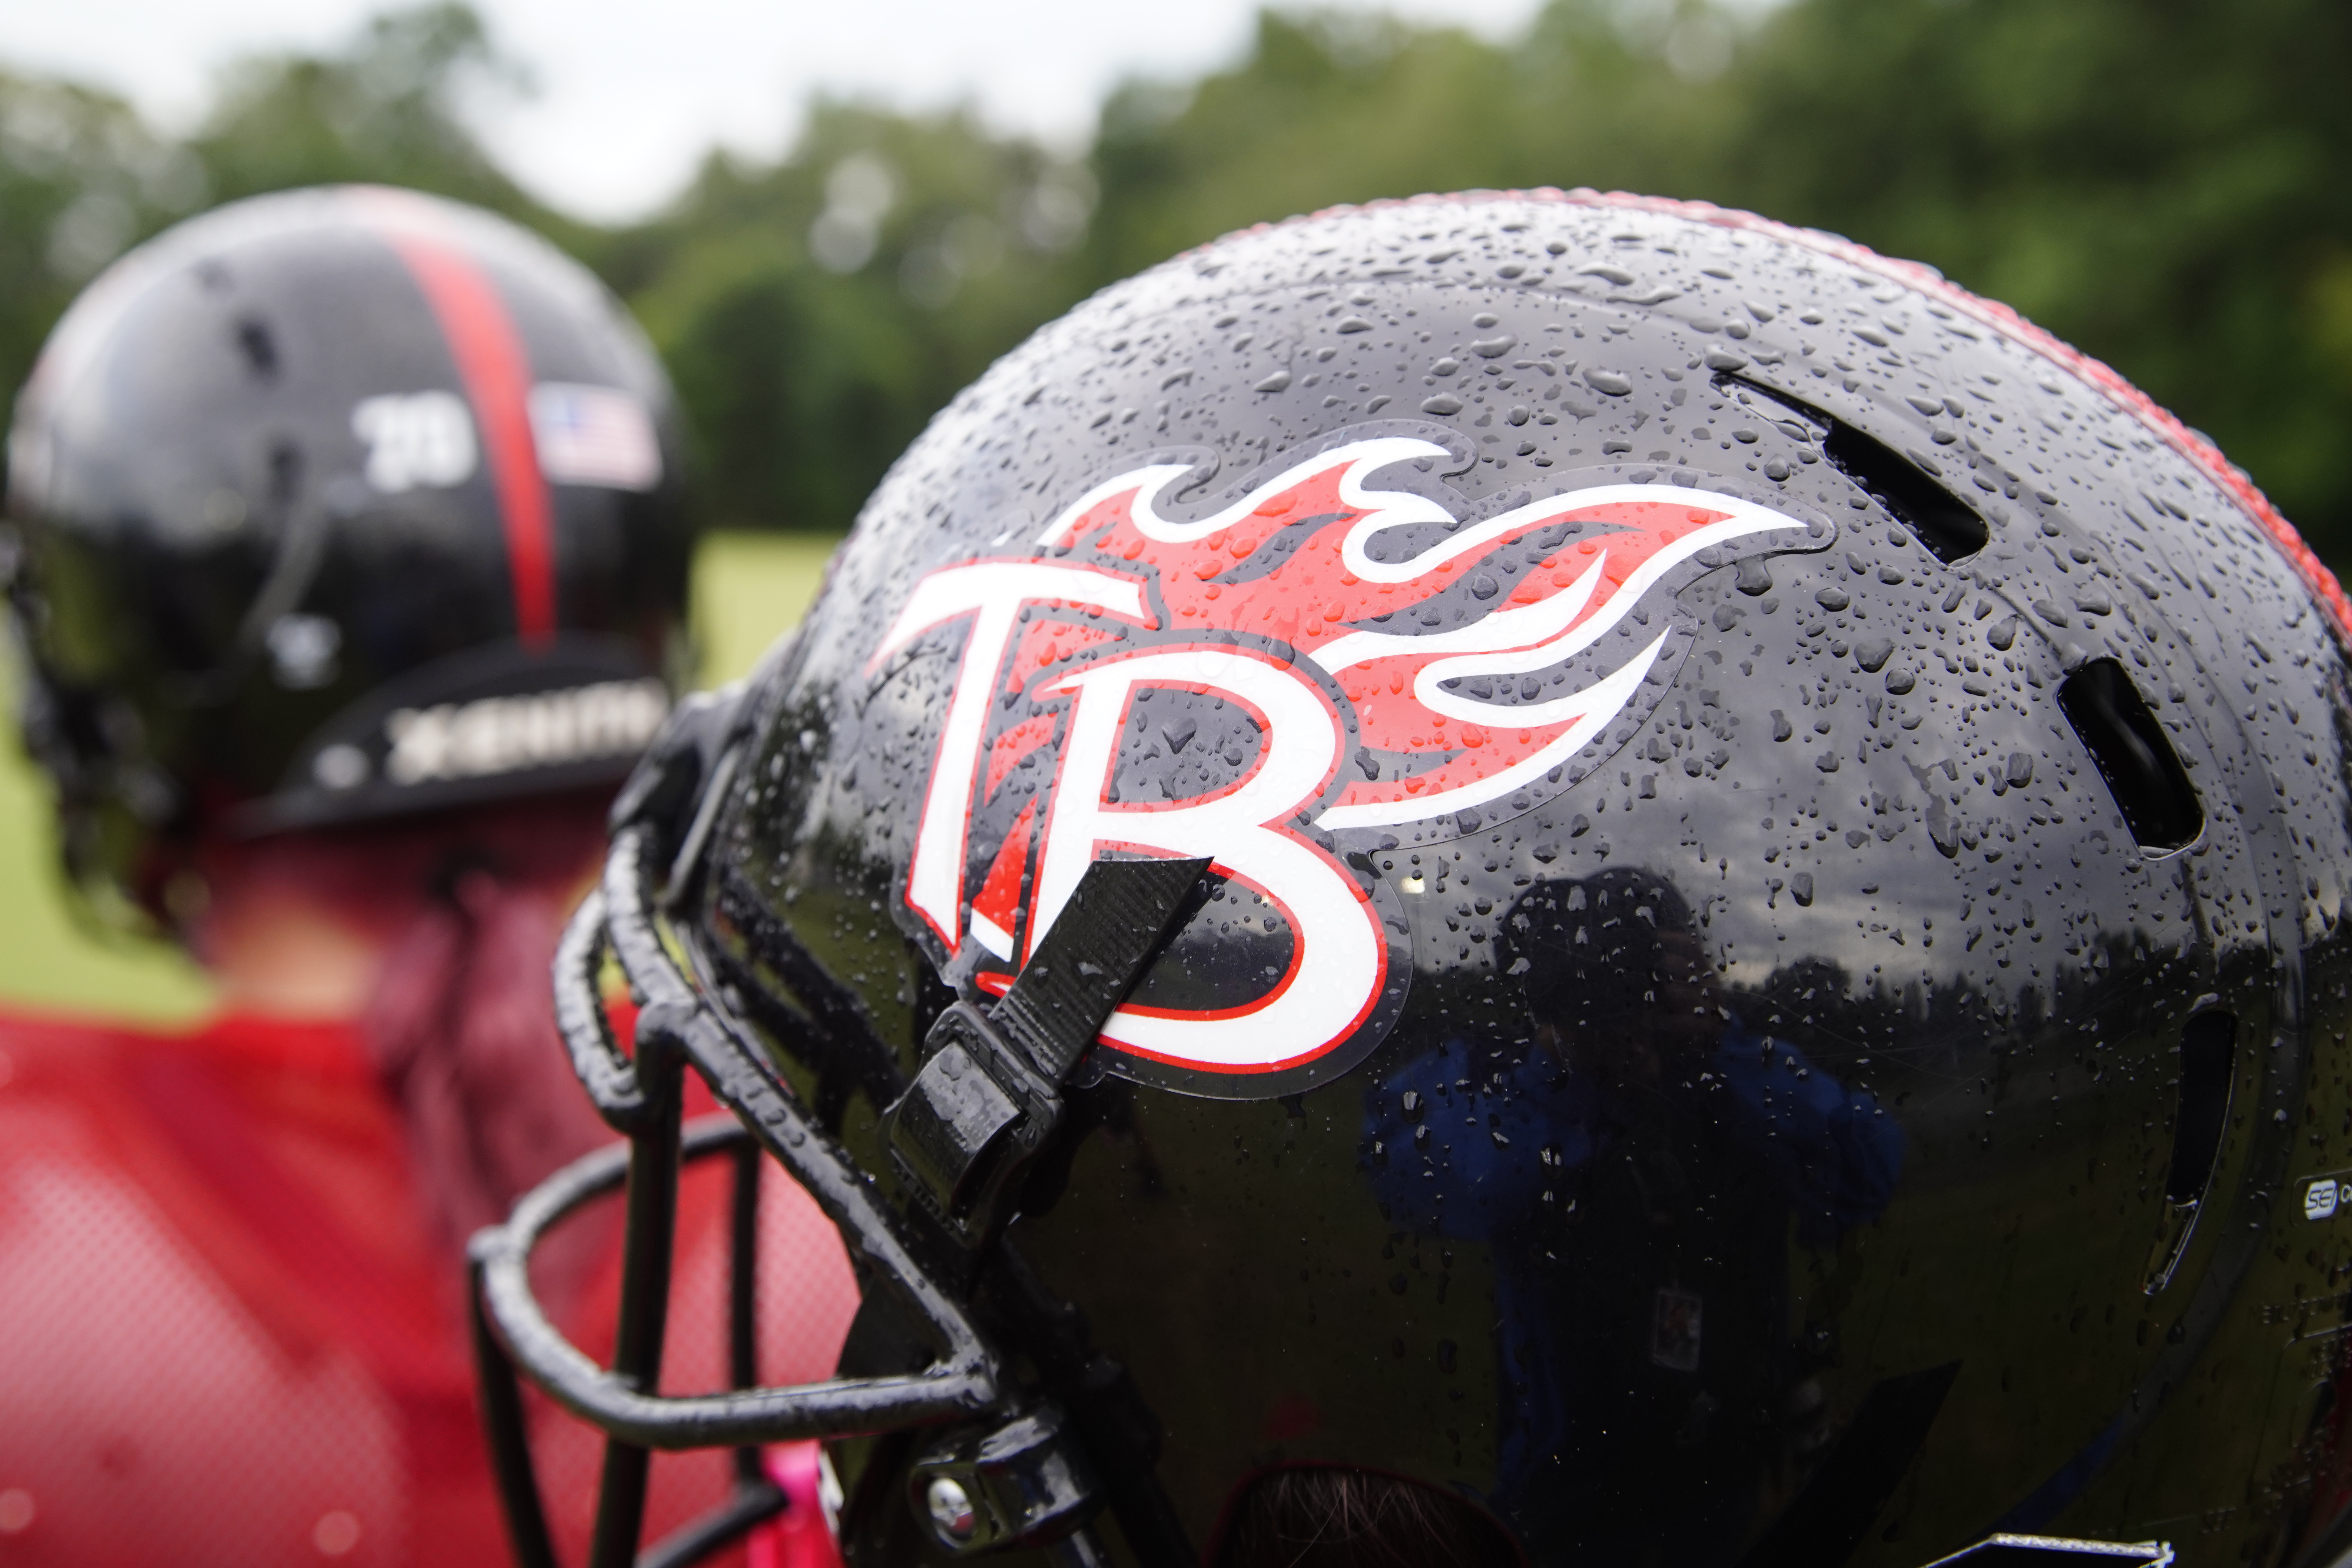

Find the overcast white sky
[[2, 0, 1550, 222]]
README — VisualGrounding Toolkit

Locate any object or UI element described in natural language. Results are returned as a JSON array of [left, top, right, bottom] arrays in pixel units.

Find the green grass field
[[0, 530, 841, 1023]]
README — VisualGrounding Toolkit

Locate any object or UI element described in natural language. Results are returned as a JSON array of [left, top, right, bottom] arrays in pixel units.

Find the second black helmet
[[4, 184, 695, 922]]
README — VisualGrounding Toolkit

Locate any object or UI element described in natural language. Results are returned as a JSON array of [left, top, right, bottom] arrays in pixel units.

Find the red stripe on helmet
[[367, 203, 557, 646]]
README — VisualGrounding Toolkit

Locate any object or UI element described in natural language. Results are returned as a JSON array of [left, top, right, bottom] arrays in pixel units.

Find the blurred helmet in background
[[3, 184, 695, 926], [476, 190, 2352, 1568]]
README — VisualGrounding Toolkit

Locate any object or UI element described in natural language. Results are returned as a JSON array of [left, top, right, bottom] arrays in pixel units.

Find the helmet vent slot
[[2057, 660, 2203, 852], [234, 315, 279, 380], [1820, 422, 1989, 564], [2164, 1009, 2237, 1206]]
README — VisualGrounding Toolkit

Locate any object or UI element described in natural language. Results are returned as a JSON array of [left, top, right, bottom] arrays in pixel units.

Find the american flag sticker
[[528, 383, 663, 491]]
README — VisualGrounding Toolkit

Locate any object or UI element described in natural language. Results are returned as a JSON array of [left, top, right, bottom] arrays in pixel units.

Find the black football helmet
[[4, 185, 693, 924], [472, 191, 2352, 1568]]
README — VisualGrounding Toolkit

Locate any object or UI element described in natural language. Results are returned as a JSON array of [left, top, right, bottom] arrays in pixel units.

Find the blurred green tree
[[1083, 5, 1723, 283], [0, 3, 591, 472], [1714, 0, 2352, 562], [5, 0, 2351, 564], [0, 73, 206, 457], [621, 103, 1097, 530], [187, 2, 592, 247]]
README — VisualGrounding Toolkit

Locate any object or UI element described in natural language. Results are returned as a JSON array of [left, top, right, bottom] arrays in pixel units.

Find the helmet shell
[[695, 192, 2352, 1564], [5, 185, 693, 915]]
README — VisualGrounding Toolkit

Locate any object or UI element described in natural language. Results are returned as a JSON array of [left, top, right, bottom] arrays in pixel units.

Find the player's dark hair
[[1211, 1466, 1521, 1568]]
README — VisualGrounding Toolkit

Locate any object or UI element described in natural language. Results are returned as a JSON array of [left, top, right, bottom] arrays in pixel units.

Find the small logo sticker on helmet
[[383, 678, 670, 785], [352, 390, 478, 491], [871, 433, 1828, 1095], [527, 383, 664, 491]]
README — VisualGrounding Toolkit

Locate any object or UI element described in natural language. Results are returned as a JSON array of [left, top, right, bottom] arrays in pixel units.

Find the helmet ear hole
[[2163, 1009, 2239, 1207], [1207, 1465, 1521, 1568]]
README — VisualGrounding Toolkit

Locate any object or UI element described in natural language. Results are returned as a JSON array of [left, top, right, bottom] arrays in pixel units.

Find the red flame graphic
[[968, 440, 1802, 829]]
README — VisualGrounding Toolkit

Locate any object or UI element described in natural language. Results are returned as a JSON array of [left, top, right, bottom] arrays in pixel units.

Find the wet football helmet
[[4, 185, 693, 924], [474, 191, 2352, 1568]]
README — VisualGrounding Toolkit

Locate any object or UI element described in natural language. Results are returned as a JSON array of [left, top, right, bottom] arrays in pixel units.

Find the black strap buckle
[[888, 1002, 1063, 1243], [884, 855, 1207, 1249]]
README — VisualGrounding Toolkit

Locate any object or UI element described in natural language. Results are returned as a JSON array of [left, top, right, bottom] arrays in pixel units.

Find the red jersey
[[0, 1007, 860, 1567]]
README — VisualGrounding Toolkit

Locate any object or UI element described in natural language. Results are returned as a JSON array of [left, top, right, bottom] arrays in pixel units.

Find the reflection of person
[[1365, 867, 1902, 1557], [0, 189, 858, 1566]]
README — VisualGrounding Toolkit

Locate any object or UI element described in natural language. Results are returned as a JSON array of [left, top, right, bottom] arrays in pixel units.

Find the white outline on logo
[[873, 438, 1818, 1078]]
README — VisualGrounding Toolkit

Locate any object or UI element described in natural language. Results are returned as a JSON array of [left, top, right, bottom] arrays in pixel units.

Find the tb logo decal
[[868, 435, 1822, 1095]]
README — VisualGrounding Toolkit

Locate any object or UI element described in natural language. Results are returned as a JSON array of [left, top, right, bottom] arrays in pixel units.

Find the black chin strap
[[995, 855, 1211, 1078], [870, 856, 1207, 1564], [884, 854, 1209, 1253]]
